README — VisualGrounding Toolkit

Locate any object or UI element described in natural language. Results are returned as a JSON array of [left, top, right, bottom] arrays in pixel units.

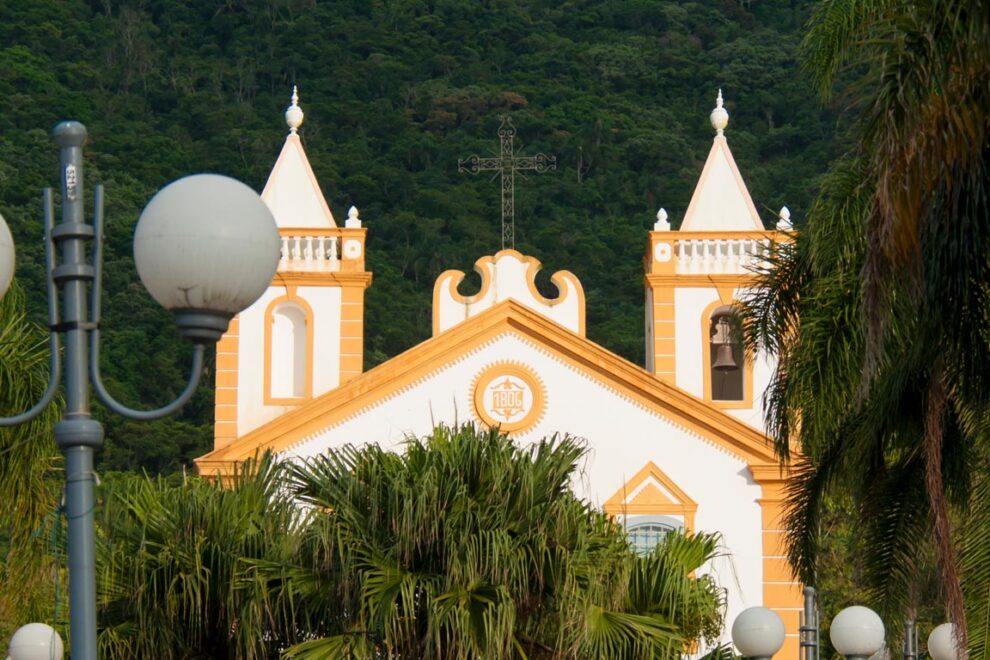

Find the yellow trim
[[213, 316, 240, 450], [604, 462, 698, 532], [263, 290, 315, 405], [700, 298, 754, 410], [433, 250, 585, 337], [471, 362, 546, 433], [196, 299, 778, 477], [645, 273, 755, 288], [273, 272, 372, 288]]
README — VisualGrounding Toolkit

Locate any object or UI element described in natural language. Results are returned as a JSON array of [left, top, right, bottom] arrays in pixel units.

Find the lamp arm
[[0, 189, 63, 427], [87, 184, 206, 420]]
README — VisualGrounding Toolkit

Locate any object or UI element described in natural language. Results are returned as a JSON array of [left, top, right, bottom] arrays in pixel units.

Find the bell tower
[[213, 88, 372, 450], [643, 90, 791, 430]]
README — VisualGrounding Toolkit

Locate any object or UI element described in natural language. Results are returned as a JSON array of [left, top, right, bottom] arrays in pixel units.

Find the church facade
[[195, 90, 803, 657]]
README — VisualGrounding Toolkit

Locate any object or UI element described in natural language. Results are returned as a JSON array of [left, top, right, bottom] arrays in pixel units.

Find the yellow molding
[[604, 462, 698, 533], [645, 273, 756, 288], [195, 299, 778, 473], [664, 230, 781, 241], [272, 271, 373, 288]]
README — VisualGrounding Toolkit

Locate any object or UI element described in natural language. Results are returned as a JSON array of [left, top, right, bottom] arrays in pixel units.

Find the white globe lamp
[[830, 605, 885, 659], [133, 174, 280, 343], [7, 622, 64, 660], [928, 623, 960, 660], [732, 606, 786, 659], [0, 211, 14, 299]]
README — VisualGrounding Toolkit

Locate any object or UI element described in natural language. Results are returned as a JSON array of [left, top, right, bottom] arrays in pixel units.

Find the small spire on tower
[[346, 205, 362, 228], [710, 89, 729, 136], [285, 85, 304, 135], [654, 207, 671, 231], [776, 206, 793, 231]]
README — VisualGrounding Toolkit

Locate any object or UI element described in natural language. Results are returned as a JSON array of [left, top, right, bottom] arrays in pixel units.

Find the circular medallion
[[343, 239, 363, 259], [472, 362, 546, 433]]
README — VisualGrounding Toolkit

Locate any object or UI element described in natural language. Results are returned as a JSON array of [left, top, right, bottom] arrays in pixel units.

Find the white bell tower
[[213, 88, 372, 450]]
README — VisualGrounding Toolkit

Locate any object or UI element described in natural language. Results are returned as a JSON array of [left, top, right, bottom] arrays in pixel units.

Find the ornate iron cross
[[458, 115, 556, 249]]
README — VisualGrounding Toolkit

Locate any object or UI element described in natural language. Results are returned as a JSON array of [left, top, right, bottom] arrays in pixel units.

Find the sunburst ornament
[[471, 362, 546, 433]]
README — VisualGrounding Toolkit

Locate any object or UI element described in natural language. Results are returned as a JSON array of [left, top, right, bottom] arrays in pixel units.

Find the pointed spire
[[654, 208, 670, 231], [346, 205, 362, 228], [285, 85, 304, 135], [776, 206, 793, 231], [710, 89, 729, 137]]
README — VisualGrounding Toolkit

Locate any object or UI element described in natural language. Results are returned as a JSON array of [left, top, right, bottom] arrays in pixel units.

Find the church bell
[[710, 312, 740, 372]]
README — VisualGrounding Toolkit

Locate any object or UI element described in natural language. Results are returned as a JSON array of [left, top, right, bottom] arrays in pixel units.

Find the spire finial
[[285, 85, 304, 135], [710, 88, 729, 136], [654, 207, 670, 231], [346, 205, 362, 228]]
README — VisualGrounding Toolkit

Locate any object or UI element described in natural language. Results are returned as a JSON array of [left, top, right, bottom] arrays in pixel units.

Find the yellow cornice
[[196, 300, 780, 476], [645, 273, 755, 288], [271, 272, 373, 288], [659, 230, 779, 241]]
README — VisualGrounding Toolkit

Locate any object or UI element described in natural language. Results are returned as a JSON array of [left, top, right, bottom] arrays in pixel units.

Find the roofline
[[196, 299, 778, 470]]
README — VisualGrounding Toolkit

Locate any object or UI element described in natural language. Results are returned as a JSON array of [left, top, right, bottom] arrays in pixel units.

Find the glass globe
[[133, 174, 279, 342], [731, 606, 786, 658], [7, 622, 64, 660], [928, 623, 959, 660], [0, 211, 14, 299], [829, 605, 885, 658]]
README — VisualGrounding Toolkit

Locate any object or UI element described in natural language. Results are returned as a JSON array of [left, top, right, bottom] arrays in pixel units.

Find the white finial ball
[[711, 89, 729, 135], [286, 87, 304, 133], [0, 211, 14, 300], [7, 623, 64, 660], [829, 606, 885, 658], [345, 205, 362, 228], [928, 623, 960, 660], [731, 607, 786, 658], [654, 208, 670, 231]]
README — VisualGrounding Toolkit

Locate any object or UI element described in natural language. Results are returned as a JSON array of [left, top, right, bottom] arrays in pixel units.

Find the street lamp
[[830, 605, 885, 660], [6, 623, 64, 660], [927, 623, 959, 660], [731, 607, 787, 659], [0, 121, 279, 660]]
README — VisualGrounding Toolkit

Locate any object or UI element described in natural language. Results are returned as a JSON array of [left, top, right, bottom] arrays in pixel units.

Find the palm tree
[[278, 424, 725, 659], [741, 0, 989, 650], [95, 454, 306, 658], [0, 282, 62, 639]]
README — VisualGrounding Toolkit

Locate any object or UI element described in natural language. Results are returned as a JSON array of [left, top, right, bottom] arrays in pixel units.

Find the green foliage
[[741, 0, 990, 650], [279, 424, 724, 658], [0, 0, 829, 475], [95, 455, 305, 658], [0, 282, 62, 639]]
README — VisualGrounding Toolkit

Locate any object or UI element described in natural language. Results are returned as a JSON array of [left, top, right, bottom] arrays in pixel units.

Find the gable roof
[[261, 134, 336, 228], [680, 136, 763, 232], [195, 300, 776, 474]]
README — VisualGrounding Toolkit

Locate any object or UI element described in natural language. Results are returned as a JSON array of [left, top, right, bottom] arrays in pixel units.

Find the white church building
[[195, 90, 803, 658]]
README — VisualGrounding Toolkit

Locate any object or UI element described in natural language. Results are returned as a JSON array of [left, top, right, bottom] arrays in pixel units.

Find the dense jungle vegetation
[[0, 0, 833, 474]]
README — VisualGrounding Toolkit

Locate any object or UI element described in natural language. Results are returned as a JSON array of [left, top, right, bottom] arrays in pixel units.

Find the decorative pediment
[[604, 461, 698, 530], [433, 250, 585, 336]]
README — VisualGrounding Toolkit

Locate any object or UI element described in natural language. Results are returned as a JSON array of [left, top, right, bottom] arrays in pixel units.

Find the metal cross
[[458, 115, 556, 249]]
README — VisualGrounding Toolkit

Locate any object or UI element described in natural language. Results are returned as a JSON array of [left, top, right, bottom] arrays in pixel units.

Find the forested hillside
[[0, 0, 834, 474]]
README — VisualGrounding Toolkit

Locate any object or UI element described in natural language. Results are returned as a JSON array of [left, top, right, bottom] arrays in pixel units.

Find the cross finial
[[286, 85, 304, 135], [710, 88, 729, 136]]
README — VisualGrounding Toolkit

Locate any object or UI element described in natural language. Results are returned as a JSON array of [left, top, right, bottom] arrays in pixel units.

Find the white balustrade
[[278, 233, 340, 272], [675, 237, 773, 274]]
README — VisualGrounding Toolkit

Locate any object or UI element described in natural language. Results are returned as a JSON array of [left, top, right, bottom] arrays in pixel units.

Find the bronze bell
[[713, 344, 739, 371]]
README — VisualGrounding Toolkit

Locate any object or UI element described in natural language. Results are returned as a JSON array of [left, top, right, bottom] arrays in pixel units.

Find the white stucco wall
[[287, 332, 764, 649]]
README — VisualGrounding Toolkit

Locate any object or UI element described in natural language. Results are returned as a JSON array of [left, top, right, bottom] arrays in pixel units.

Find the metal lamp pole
[[0, 122, 280, 660]]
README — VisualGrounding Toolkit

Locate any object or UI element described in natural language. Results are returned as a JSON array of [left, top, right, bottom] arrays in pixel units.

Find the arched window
[[267, 299, 311, 401], [708, 304, 744, 402], [624, 515, 684, 555]]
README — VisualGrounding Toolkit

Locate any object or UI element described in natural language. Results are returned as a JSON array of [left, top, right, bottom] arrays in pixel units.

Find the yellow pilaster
[[213, 316, 239, 450]]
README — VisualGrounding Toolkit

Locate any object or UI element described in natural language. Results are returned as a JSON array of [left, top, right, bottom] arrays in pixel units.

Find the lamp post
[[0, 122, 279, 660], [829, 605, 886, 660], [731, 607, 787, 660]]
